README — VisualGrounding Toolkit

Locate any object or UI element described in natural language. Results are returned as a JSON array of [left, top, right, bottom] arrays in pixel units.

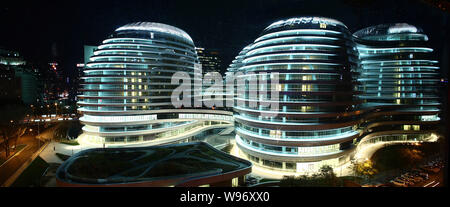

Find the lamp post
[[54, 103, 58, 119], [46, 105, 50, 118]]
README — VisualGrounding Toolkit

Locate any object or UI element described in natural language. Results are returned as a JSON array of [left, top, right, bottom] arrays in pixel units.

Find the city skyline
[[0, 0, 448, 191], [1, 0, 449, 77]]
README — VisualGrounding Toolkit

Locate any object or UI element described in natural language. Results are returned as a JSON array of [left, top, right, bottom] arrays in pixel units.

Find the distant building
[[83, 45, 97, 64], [0, 47, 26, 66], [195, 47, 222, 74], [14, 67, 40, 104], [72, 46, 97, 102], [1, 47, 41, 104], [0, 64, 21, 102]]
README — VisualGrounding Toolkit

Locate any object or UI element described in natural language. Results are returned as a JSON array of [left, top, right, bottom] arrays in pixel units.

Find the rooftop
[[115, 22, 193, 43], [353, 23, 424, 39], [264, 17, 348, 31], [56, 142, 251, 186]]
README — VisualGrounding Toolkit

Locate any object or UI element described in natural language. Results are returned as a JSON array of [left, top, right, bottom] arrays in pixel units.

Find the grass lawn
[[11, 156, 49, 187], [59, 139, 79, 146]]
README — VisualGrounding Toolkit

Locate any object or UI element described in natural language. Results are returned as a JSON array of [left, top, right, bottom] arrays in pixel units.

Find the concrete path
[[39, 141, 94, 164]]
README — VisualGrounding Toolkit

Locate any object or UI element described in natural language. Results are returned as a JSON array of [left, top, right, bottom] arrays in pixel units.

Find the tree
[[279, 165, 342, 187], [349, 159, 378, 179], [403, 148, 424, 167], [0, 103, 29, 158], [318, 165, 340, 186]]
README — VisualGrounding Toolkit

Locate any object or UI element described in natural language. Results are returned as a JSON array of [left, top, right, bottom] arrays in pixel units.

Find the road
[[418, 170, 444, 187], [0, 135, 43, 186]]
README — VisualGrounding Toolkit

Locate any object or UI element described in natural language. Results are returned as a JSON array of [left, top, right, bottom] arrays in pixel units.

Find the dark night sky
[[1, 0, 449, 78]]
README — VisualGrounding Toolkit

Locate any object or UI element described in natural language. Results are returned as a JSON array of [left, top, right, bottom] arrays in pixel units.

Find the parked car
[[410, 176, 424, 183], [390, 180, 407, 187], [396, 177, 413, 185], [418, 172, 429, 180]]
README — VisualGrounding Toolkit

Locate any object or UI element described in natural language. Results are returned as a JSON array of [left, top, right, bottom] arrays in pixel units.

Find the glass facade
[[354, 23, 441, 139], [228, 17, 361, 172], [78, 22, 202, 144]]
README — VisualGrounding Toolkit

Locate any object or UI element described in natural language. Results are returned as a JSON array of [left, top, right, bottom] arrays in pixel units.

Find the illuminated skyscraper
[[78, 22, 232, 145], [195, 47, 222, 74], [230, 17, 361, 174], [354, 23, 441, 144]]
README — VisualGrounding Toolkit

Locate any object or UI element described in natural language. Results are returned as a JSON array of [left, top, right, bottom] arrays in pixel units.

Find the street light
[[46, 105, 50, 117], [54, 103, 58, 117]]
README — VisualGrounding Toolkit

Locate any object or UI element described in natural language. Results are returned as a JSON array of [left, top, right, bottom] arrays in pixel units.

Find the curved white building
[[230, 17, 362, 174], [354, 23, 441, 144], [78, 22, 232, 145]]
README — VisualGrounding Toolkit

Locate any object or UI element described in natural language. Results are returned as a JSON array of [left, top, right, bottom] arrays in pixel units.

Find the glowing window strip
[[236, 135, 343, 157], [255, 29, 341, 42], [97, 43, 189, 51], [252, 36, 338, 48], [179, 114, 233, 121], [244, 52, 337, 63], [247, 44, 340, 56], [357, 47, 432, 51], [236, 127, 359, 142], [235, 115, 355, 126], [240, 62, 340, 70], [89, 56, 194, 65], [103, 37, 154, 44], [81, 114, 157, 122], [361, 60, 438, 64]]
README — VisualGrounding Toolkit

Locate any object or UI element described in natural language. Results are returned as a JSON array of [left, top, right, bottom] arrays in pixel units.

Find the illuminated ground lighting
[[354, 133, 440, 161]]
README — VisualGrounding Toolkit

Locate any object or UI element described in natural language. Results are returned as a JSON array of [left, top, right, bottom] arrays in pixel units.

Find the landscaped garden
[[57, 142, 251, 184]]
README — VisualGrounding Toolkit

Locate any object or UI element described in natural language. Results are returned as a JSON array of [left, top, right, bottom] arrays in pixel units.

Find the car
[[418, 172, 429, 180], [410, 176, 424, 183], [390, 180, 407, 187], [396, 177, 413, 185], [400, 175, 413, 181], [394, 177, 408, 184], [400, 174, 414, 180], [430, 167, 440, 173]]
